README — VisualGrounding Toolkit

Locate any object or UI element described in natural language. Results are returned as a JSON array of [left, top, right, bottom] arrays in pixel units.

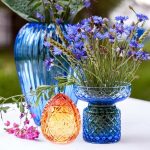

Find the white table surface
[[1, 98, 150, 150]]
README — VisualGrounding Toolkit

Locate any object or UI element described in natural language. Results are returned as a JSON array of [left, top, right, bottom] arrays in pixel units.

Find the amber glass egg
[[41, 93, 81, 144]]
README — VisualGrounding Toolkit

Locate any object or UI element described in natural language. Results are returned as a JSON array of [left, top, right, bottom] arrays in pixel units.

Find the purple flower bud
[[136, 13, 149, 22], [44, 58, 54, 71], [129, 40, 144, 49], [36, 12, 45, 21], [55, 4, 63, 12], [115, 16, 128, 23], [56, 18, 63, 25], [136, 50, 150, 60], [84, 0, 91, 8], [53, 47, 62, 55], [44, 41, 51, 48]]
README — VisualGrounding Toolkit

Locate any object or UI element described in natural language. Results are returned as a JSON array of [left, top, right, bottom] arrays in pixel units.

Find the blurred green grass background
[[0, 50, 21, 97]]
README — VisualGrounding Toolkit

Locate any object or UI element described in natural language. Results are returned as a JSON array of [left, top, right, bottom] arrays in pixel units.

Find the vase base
[[83, 105, 121, 144], [83, 135, 120, 144]]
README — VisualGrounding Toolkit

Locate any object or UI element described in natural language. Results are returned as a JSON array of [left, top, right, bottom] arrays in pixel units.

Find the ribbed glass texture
[[14, 23, 77, 126]]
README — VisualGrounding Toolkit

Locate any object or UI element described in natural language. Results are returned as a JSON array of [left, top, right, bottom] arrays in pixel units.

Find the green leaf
[[12, 97, 18, 102], [59, 86, 65, 93], [16, 102, 20, 108], [0, 106, 10, 113], [48, 88, 55, 98], [1, 0, 41, 22], [19, 103, 24, 113], [44, 93, 48, 100], [28, 0, 37, 6], [31, 1, 42, 11], [35, 93, 42, 107]]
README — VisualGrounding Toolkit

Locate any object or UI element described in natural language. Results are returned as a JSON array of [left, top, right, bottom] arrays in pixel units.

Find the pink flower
[[13, 123, 19, 128], [6, 128, 14, 134], [4, 121, 10, 127], [15, 128, 28, 139], [24, 119, 30, 125], [4, 104, 40, 141]]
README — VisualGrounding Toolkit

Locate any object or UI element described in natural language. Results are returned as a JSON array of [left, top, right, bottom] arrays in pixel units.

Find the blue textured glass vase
[[74, 83, 131, 144], [14, 22, 77, 126]]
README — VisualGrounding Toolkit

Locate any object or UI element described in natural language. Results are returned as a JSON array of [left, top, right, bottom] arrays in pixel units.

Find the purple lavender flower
[[84, 0, 91, 8], [95, 32, 109, 40], [73, 49, 87, 60], [129, 40, 144, 49], [92, 16, 103, 24], [128, 50, 150, 60], [136, 13, 149, 22], [66, 25, 78, 35], [44, 41, 62, 55], [81, 16, 103, 26], [36, 12, 45, 21], [127, 50, 136, 57], [44, 41, 51, 48], [74, 41, 84, 49], [115, 16, 128, 23], [53, 47, 62, 55], [135, 51, 150, 60], [56, 18, 63, 25], [55, 4, 63, 12], [65, 24, 80, 42], [44, 58, 54, 71], [115, 23, 126, 35]]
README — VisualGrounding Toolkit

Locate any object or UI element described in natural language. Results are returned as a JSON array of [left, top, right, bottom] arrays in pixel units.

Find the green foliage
[[1, 0, 38, 22], [1, 0, 85, 23]]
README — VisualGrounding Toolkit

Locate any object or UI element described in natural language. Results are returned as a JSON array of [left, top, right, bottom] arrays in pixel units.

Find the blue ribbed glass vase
[[74, 83, 131, 144], [14, 22, 77, 126]]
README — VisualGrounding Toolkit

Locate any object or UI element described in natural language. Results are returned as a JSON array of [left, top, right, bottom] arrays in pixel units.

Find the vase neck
[[88, 103, 115, 107], [87, 104, 118, 114]]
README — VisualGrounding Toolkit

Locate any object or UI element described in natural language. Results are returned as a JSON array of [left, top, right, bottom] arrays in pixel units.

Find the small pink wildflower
[[24, 119, 30, 125], [4, 103, 40, 140], [6, 128, 15, 134], [4, 121, 10, 127], [13, 123, 19, 128]]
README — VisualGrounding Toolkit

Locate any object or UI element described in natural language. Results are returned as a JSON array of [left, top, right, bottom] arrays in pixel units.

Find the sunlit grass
[[0, 50, 21, 98]]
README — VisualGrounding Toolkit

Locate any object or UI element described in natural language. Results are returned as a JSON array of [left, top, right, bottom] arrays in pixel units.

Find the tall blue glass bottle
[[14, 23, 77, 126]]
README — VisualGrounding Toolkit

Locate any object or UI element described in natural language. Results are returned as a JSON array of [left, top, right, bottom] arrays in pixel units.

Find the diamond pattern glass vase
[[74, 83, 131, 144]]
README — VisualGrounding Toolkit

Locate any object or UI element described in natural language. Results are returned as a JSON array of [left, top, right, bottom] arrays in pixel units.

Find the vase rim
[[74, 82, 131, 89]]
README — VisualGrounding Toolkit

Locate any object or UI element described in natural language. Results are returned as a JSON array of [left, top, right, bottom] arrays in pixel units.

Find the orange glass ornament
[[41, 93, 81, 144]]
